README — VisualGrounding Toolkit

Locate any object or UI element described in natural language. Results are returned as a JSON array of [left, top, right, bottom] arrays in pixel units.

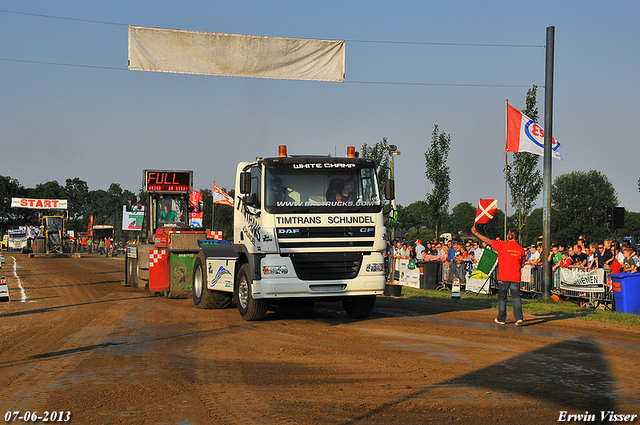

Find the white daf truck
[[192, 145, 392, 320]]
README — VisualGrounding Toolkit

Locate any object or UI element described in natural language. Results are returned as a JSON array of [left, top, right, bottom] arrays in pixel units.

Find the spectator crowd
[[383, 233, 640, 285]]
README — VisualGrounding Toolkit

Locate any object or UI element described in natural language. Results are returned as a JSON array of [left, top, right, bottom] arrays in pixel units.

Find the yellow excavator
[[33, 213, 75, 255]]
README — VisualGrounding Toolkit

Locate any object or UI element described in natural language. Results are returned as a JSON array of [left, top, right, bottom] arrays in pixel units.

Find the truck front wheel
[[343, 295, 376, 319], [235, 263, 267, 321]]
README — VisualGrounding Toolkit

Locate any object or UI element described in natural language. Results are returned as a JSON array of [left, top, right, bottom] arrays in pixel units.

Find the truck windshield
[[264, 163, 382, 213], [45, 217, 63, 232], [157, 197, 188, 227]]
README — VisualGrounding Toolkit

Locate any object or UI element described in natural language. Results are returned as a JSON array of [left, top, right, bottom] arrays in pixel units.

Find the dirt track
[[0, 255, 638, 424]]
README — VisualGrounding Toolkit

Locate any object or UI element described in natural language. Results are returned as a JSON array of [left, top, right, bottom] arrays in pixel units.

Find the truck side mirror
[[384, 179, 395, 200], [239, 172, 251, 194]]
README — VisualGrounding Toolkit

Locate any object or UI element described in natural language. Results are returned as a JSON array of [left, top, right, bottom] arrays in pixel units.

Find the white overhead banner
[[128, 25, 346, 82], [11, 198, 68, 209]]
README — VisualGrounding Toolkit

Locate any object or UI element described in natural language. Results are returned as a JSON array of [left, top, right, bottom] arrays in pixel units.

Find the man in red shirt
[[471, 226, 525, 326]]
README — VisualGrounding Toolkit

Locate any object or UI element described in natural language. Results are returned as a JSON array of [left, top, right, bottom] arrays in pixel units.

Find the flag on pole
[[189, 190, 204, 227], [506, 103, 562, 160], [213, 184, 234, 207], [475, 199, 498, 224]]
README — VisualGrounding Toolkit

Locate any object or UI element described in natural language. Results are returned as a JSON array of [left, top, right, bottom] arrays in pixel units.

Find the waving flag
[[189, 190, 204, 227], [475, 199, 498, 224], [213, 184, 234, 207], [506, 103, 562, 160]]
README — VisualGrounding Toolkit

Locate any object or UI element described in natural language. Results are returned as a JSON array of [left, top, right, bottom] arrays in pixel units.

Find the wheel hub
[[194, 266, 203, 298], [238, 277, 249, 309]]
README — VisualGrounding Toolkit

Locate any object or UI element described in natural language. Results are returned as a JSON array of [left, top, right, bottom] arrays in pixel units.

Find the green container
[[169, 251, 199, 298]]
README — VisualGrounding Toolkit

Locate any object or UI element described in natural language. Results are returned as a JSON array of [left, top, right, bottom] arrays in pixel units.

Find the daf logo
[[278, 228, 300, 234], [360, 227, 375, 233]]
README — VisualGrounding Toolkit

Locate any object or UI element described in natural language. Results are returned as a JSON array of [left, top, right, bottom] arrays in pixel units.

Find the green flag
[[477, 248, 498, 276]]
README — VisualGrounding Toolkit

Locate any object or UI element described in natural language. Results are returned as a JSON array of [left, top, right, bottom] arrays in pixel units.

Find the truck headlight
[[263, 265, 289, 275], [366, 263, 384, 273]]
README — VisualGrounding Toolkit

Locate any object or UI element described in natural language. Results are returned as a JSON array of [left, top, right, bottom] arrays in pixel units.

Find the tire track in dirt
[[0, 256, 145, 415], [182, 309, 284, 425]]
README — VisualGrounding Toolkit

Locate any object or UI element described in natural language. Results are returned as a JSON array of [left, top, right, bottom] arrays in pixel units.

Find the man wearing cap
[[525, 244, 539, 266], [415, 239, 425, 260], [472, 226, 525, 326]]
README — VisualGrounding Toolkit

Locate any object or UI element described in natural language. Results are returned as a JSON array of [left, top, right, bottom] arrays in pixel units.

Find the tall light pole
[[386, 144, 400, 240]]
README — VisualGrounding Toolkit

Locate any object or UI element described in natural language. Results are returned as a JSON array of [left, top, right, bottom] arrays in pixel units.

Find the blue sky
[[1, 1, 639, 215]]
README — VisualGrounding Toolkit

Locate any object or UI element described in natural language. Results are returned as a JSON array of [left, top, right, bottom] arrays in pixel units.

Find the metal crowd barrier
[[520, 265, 614, 309]]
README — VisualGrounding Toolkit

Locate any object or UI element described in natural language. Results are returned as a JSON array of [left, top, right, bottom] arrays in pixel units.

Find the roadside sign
[[0, 276, 9, 302]]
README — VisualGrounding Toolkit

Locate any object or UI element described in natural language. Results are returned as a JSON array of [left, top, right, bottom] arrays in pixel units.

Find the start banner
[[11, 198, 68, 209]]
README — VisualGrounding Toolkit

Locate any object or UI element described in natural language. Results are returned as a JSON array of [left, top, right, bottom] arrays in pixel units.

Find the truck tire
[[136, 247, 150, 290], [342, 295, 376, 319], [125, 256, 137, 287], [34, 237, 46, 254], [192, 255, 232, 309], [234, 263, 268, 321]]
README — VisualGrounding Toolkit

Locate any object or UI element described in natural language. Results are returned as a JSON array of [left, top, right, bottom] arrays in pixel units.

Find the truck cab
[[194, 146, 390, 320]]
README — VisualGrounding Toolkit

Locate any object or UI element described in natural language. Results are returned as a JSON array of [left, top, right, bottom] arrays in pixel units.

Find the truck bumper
[[252, 252, 385, 299]]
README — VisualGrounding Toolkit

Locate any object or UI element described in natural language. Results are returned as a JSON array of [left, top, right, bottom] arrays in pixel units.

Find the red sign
[[144, 170, 192, 193], [189, 190, 204, 219]]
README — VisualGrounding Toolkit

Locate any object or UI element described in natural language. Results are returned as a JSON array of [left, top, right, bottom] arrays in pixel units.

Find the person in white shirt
[[415, 239, 425, 260], [525, 245, 540, 265]]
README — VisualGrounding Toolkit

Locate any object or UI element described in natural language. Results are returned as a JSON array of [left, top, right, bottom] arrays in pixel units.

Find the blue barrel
[[609, 273, 640, 315]]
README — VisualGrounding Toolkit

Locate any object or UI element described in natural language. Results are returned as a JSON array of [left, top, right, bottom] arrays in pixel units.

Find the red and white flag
[[189, 190, 203, 217], [475, 199, 498, 224], [189, 190, 204, 228], [213, 183, 234, 207], [506, 103, 562, 160]]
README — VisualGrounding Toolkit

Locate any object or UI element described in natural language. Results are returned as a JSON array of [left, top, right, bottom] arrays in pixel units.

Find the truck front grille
[[277, 226, 374, 238], [288, 253, 362, 281], [276, 226, 375, 250]]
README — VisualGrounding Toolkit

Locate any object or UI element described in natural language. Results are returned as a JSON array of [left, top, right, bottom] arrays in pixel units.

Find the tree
[[25, 180, 68, 228], [551, 170, 618, 243], [525, 207, 543, 246], [200, 187, 235, 240], [86, 183, 136, 241], [617, 210, 640, 243], [65, 178, 89, 231], [424, 125, 451, 237], [360, 138, 391, 197], [361, 138, 394, 233], [0, 175, 28, 234], [448, 202, 476, 238], [506, 85, 543, 243], [29, 180, 66, 199], [396, 200, 430, 240]]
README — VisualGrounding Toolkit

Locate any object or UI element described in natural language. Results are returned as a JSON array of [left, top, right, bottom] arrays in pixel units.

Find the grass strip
[[399, 286, 640, 328]]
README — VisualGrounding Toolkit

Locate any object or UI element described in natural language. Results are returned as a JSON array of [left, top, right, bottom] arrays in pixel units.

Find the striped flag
[[475, 199, 498, 224], [213, 184, 234, 207], [506, 103, 562, 160]]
